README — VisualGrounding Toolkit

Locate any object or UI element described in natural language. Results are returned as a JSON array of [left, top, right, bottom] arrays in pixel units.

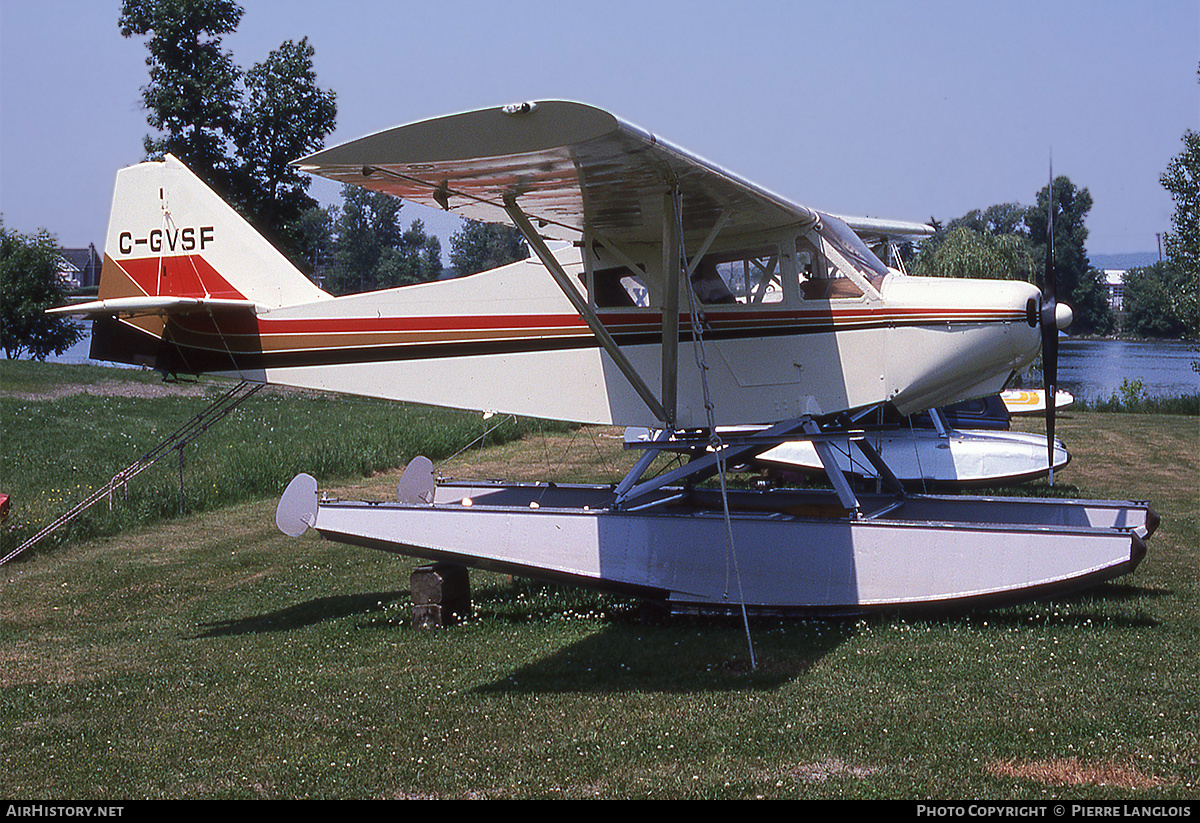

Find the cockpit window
[[816, 213, 889, 283], [798, 214, 889, 299], [691, 247, 784, 305], [797, 234, 863, 299], [591, 266, 650, 307]]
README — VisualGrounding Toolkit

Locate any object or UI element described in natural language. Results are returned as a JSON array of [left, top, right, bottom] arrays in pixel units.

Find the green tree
[[910, 226, 1035, 282], [422, 233, 444, 283], [374, 221, 442, 289], [1026, 176, 1114, 335], [1160, 125, 1200, 339], [948, 202, 1030, 237], [121, 1, 337, 266], [231, 37, 336, 265], [0, 222, 84, 360], [912, 201, 1034, 281], [402, 221, 444, 285], [449, 221, 528, 277], [292, 205, 337, 283], [326, 189, 443, 294], [1123, 261, 1189, 338], [912, 180, 1115, 334], [119, 0, 244, 190], [330, 187, 401, 294]]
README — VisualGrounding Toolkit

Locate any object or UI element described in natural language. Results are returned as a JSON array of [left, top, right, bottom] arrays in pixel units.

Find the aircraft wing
[[295, 100, 826, 246], [834, 214, 935, 243]]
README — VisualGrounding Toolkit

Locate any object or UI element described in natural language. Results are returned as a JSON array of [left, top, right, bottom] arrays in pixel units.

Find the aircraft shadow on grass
[[470, 618, 858, 695], [467, 593, 1166, 696], [183, 575, 1164, 694], [189, 589, 409, 638], [961, 582, 1168, 631]]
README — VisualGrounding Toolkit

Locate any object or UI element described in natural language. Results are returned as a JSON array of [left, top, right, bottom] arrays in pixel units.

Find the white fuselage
[[86, 156, 1044, 429], [214, 246, 1043, 427]]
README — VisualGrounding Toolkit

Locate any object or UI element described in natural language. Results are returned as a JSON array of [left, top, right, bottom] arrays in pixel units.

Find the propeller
[[1039, 167, 1072, 485]]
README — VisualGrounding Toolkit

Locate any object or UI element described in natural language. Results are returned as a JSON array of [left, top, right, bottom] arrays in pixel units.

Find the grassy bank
[[1, 362, 1197, 799], [1066, 375, 1199, 415], [0, 360, 564, 559]]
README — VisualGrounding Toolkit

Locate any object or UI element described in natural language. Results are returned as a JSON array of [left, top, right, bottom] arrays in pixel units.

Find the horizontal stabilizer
[[48, 295, 264, 318]]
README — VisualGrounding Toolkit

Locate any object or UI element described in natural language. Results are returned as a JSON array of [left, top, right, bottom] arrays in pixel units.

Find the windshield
[[815, 212, 890, 281]]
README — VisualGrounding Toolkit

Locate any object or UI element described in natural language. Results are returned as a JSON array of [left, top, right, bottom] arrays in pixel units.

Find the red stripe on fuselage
[[164, 305, 1026, 353]]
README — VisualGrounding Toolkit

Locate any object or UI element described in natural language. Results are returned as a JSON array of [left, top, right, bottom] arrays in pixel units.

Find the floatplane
[[54, 101, 1156, 614]]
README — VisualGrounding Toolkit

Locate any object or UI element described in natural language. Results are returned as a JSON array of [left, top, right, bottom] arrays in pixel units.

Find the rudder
[[99, 155, 329, 308]]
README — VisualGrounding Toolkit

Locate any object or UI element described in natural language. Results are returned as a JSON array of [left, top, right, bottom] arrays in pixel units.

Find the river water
[[45, 325, 1200, 400], [1056, 338, 1198, 401]]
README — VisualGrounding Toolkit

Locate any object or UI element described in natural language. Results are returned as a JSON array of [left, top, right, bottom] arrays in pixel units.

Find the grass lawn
[[0, 360, 557, 559], [1, 362, 1196, 798]]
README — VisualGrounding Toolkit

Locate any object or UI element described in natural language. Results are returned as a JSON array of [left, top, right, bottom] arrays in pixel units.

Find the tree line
[[906, 176, 1118, 335], [294, 189, 528, 296], [907, 164, 1196, 339]]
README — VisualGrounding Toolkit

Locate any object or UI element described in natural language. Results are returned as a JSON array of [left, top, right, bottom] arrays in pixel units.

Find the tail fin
[[98, 155, 329, 307], [51, 156, 331, 371]]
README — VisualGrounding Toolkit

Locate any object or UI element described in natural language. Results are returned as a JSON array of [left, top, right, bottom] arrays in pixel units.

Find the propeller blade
[[1042, 317, 1057, 484], [1041, 168, 1057, 485]]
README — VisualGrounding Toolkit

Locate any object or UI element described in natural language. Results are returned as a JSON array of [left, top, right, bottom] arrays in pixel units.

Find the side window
[[796, 234, 865, 300], [691, 247, 784, 305], [591, 266, 650, 308]]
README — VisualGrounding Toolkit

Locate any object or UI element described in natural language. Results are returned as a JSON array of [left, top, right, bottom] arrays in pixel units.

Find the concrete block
[[410, 563, 470, 628]]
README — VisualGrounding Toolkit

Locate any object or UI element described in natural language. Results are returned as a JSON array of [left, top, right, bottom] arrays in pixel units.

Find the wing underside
[[295, 101, 831, 247]]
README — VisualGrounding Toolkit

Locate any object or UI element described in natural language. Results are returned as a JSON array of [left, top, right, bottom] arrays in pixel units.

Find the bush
[[1072, 380, 1199, 414]]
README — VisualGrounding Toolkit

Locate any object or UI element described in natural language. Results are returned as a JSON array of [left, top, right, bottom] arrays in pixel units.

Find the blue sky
[[1, 0, 1196, 257]]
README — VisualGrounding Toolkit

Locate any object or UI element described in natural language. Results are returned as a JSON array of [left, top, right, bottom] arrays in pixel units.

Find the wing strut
[[503, 194, 669, 425], [661, 191, 680, 428]]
